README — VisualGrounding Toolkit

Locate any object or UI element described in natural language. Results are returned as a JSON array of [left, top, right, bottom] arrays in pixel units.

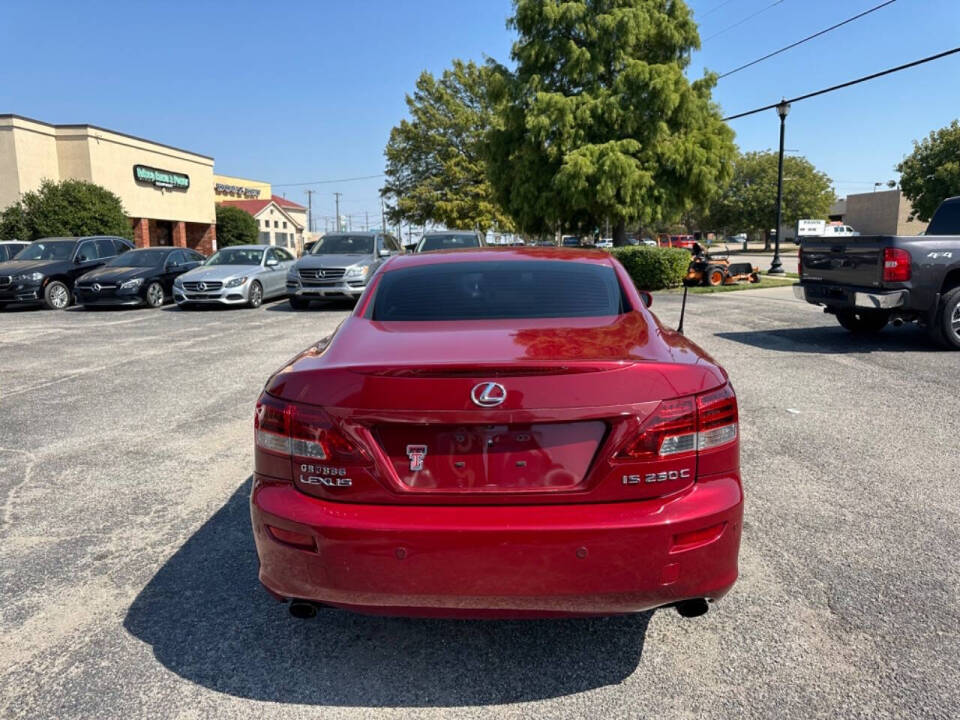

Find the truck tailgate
[[801, 237, 888, 287]]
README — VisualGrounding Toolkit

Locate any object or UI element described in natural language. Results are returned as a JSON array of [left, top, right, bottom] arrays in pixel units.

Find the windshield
[[417, 234, 480, 252], [14, 240, 76, 261], [310, 235, 374, 255], [105, 249, 167, 268], [205, 248, 264, 266], [372, 260, 625, 321]]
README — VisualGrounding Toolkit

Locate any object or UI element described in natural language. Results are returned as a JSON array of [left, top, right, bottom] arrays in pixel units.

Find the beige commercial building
[[1, 114, 217, 254], [830, 190, 927, 236]]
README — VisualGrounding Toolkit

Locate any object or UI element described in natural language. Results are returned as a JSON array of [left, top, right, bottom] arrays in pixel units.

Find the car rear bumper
[[794, 283, 909, 310], [250, 473, 743, 618]]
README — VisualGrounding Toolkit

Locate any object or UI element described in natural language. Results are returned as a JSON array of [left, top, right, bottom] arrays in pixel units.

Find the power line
[[273, 173, 385, 188], [703, 0, 786, 42], [719, 1, 897, 78], [723, 45, 960, 121], [699, 0, 743, 20]]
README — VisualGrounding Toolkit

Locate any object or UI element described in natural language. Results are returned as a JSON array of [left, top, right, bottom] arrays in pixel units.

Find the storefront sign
[[134, 164, 190, 190], [214, 182, 261, 198]]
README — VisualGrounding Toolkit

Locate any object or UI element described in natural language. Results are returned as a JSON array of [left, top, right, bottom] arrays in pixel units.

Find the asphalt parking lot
[[1, 290, 958, 719]]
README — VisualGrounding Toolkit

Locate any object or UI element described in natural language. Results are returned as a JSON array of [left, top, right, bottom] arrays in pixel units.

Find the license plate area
[[374, 421, 606, 493]]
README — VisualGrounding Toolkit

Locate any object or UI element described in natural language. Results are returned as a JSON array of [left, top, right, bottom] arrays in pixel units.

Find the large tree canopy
[[486, 0, 736, 243], [706, 151, 835, 239], [897, 120, 960, 222], [381, 60, 514, 233], [0, 179, 132, 241]]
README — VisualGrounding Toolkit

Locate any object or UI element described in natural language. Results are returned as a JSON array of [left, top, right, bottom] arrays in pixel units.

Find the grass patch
[[665, 274, 796, 294]]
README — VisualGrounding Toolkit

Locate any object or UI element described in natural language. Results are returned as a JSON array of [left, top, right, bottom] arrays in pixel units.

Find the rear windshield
[[926, 199, 960, 235], [418, 234, 479, 252], [371, 260, 626, 321]]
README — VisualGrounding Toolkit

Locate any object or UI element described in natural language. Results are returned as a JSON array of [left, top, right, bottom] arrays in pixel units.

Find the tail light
[[255, 394, 368, 465], [617, 384, 738, 461], [883, 247, 911, 282], [797, 248, 803, 278]]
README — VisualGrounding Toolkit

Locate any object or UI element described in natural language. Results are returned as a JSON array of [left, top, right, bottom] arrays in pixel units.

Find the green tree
[[486, 0, 736, 244], [381, 60, 514, 233], [2, 179, 132, 241], [215, 205, 259, 247], [897, 120, 960, 222], [706, 151, 835, 245]]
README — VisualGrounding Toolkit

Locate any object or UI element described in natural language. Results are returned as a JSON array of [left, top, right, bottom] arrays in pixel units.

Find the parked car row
[[0, 230, 493, 312]]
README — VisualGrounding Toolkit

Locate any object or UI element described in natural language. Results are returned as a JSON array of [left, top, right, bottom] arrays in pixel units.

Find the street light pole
[[770, 98, 790, 276]]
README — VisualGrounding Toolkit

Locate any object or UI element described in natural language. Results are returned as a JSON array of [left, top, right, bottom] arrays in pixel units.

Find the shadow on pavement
[[124, 478, 651, 707], [265, 299, 356, 313], [716, 324, 944, 354]]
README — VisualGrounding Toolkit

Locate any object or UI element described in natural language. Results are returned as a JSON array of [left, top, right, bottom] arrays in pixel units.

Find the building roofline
[[0, 113, 215, 161]]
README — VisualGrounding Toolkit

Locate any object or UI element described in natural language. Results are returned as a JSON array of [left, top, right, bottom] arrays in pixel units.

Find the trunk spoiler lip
[[345, 360, 640, 377]]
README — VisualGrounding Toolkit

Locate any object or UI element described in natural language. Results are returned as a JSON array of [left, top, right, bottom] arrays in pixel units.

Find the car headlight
[[286, 271, 299, 282], [120, 278, 143, 289], [16, 272, 44, 282], [225, 276, 248, 288], [344, 265, 370, 280]]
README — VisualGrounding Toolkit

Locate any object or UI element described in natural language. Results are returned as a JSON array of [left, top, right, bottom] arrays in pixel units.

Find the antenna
[[677, 284, 689, 335]]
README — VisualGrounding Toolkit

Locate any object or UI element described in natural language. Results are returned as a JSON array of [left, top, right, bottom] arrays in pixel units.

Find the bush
[[608, 246, 689, 290], [2, 179, 132, 241], [215, 205, 260, 248]]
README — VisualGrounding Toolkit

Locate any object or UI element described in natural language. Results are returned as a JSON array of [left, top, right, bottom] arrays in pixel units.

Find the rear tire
[[706, 266, 725, 287], [289, 296, 310, 310], [836, 309, 889, 334], [933, 287, 960, 350], [43, 280, 71, 310]]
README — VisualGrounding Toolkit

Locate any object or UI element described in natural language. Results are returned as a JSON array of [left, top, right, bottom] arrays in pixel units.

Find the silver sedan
[[173, 245, 296, 308]]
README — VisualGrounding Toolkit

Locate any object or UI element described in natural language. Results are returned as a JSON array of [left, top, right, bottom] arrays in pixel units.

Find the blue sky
[[2, 0, 958, 228]]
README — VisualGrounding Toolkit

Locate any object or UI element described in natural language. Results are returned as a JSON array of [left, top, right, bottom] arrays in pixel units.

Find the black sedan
[[75, 247, 205, 308]]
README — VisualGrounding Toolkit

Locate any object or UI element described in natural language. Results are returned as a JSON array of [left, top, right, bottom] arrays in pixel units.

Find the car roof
[[421, 230, 477, 236], [217, 244, 271, 250], [384, 245, 614, 271], [321, 231, 378, 237]]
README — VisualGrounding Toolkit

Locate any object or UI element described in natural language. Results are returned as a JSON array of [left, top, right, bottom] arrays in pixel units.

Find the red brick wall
[[172, 221, 187, 248], [132, 217, 150, 248], [186, 222, 217, 256]]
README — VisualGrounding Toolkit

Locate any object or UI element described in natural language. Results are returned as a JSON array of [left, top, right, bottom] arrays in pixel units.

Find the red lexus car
[[251, 248, 743, 619]]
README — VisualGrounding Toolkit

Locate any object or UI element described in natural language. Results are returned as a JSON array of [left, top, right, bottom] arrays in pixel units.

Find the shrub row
[[607, 246, 690, 291]]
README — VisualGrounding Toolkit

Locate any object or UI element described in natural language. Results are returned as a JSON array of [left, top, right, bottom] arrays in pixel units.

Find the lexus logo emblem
[[471, 382, 507, 408], [92, 283, 101, 292], [197, 281, 207, 291]]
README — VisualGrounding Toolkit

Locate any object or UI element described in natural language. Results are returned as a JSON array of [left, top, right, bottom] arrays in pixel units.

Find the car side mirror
[[76, 255, 87, 263], [639, 291, 653, 308], [379, 249, 392, 258], [265, 258, 279, 267]]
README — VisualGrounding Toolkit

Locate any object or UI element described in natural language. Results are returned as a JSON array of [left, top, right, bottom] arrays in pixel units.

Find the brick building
[[0, 114, 217, 254]]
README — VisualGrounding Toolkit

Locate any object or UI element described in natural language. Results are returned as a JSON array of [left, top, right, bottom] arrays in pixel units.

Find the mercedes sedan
[[251, 248, 743, 620], [174, 245, 295, 308], [75, 247, 205, 308]]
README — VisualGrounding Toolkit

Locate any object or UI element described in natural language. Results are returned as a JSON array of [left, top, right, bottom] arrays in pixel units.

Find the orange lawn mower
[[683, 243, 761, 287]]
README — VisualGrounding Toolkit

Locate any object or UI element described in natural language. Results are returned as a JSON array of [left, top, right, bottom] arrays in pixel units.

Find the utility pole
[[333, 192, 342, 232], [380, 197, 387, 234], [365, 210, 369, 231], [305, 190, 314, 232]]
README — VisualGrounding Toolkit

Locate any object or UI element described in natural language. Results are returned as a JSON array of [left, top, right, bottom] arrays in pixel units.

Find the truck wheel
[[836, 309, 889, 334], [43, 280, 72, 310], [934, 287, 960, 350], [706, 266, 725, 286]]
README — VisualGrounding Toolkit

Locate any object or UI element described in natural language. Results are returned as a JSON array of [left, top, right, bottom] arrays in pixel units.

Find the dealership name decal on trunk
[[299, 464, 351, 487]]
